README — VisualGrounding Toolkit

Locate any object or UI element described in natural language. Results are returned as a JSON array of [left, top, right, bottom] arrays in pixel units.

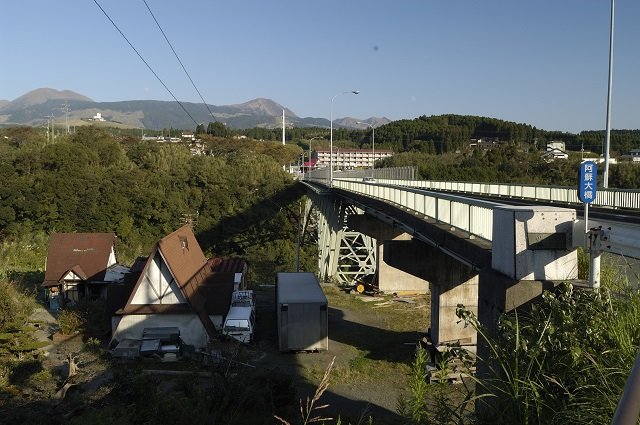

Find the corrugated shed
[[43, 233, 116, 287], [276, 273, 328, 352]]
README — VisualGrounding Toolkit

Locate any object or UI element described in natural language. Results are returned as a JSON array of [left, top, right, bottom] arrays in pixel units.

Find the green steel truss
[[309, 192, 376, 285]]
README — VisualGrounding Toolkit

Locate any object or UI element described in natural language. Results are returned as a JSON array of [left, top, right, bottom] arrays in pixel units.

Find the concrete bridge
[[302, 168, 640, 352]]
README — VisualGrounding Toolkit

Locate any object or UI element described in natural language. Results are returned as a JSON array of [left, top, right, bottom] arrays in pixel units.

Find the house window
[[64, 282, 79, 303]]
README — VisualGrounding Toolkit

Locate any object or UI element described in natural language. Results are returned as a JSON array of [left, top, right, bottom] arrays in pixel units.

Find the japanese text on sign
[[578, 161, 597, 203]]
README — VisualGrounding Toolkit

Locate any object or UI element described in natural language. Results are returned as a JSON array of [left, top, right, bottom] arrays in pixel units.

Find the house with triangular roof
[[42, 233, 128, 308], [111, 225, 248, 349]]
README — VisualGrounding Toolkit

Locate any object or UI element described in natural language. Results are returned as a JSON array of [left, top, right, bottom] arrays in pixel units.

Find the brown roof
[[120, 226, 244, 339], [208, 257, 248, 274], [43, 233, 116, 287], [158, 225, 207, 286]]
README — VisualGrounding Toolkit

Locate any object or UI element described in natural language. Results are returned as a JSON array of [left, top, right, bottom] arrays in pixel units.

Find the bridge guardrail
[[362, 178, 640, 210], [307, 176, 640, 260], [312, 178, 499, 242]]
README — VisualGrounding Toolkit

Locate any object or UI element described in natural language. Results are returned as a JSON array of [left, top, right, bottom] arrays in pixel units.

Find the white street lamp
[[330, 90, 359, 185], [307, 136, 323, 179], [357, 121, 376, 178]]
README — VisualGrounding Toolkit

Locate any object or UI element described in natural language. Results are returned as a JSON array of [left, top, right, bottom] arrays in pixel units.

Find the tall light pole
[[282, 109, 286, 145], [307, 136, 323, 178], [603, 0, 615, 188], [330, 90, 359, 185], [357, 121, 376, 178]]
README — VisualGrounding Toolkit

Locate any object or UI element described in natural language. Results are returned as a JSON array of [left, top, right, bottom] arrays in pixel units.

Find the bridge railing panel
[[471, 205, 494, 240], [363, 175, 640, 210], [436, 197, 451, 225], [331, 179, 497, 242], [451, 202, 470, 233], [596, 190, 616, 208]]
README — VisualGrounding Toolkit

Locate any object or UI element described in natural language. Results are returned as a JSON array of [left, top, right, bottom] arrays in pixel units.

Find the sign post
[[578, 161, 598, 233], [578, 161, 599, 288]]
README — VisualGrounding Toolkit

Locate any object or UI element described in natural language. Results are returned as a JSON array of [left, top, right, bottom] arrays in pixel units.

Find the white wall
[[131, 252, 187, 305], [112, 313, 208, 348]]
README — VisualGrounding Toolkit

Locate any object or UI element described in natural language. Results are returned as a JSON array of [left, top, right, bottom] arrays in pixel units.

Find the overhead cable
[[143, 0, 217, 122], [93, 0, 199, 126]]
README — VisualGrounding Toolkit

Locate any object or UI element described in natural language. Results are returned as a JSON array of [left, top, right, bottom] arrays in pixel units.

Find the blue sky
[[1, 1, 638, 132]]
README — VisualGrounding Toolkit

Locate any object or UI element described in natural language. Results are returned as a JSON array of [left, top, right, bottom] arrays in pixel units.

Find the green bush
[[58, 299, 111, 336], [0, 280, 36, 332], [58, 309, 84, 335]]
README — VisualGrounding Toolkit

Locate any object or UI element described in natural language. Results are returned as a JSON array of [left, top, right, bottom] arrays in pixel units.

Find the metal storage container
[[276, 272, 328, 352]]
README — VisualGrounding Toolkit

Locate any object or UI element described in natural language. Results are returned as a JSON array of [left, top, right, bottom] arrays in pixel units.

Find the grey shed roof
[[277, 272, 327, 304]]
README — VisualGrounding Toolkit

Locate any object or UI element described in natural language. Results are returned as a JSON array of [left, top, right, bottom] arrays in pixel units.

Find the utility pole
[[62, 102, 70, 134], [43, 119, 49, 145], [45, 115, 55, 144]]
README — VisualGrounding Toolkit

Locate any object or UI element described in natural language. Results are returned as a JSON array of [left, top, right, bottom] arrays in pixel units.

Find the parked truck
[[231, 289, 255, 310], [222, 306, 255, 343], [276, 272, 328, 352]]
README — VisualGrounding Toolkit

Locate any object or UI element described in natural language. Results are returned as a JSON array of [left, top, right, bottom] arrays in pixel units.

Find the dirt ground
[[243, 284, 431, 424], [24, 284, 430, 424]]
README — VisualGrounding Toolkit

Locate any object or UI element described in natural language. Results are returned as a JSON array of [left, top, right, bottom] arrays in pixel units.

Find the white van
[[222, 306, 255, 343]]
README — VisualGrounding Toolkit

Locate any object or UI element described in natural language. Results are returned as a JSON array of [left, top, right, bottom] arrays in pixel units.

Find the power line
[[143, 0, 217, 122], [92, 0, 199, 126]]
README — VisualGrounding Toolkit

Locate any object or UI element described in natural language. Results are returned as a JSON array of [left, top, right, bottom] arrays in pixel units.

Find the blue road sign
[[578, 161, 597, 203]]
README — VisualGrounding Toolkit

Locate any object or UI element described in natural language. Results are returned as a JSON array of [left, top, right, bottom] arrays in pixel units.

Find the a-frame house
[[112, 225, 242, 348]]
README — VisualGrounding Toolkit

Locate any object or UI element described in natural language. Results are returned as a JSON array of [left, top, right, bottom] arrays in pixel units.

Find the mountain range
[[0, 88, 390, 131]]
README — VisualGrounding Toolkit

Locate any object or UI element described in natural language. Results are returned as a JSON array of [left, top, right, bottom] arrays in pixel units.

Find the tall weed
[[398, 344, 477, 424], [455, 275, 640, 424]]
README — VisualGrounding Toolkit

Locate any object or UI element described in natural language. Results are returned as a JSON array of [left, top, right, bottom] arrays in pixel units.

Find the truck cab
[[222, 306, 255, 343]]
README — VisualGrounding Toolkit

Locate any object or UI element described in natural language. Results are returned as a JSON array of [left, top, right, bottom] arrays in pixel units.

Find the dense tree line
[[0, 126, 315, 281], [378, 146, 640, 188], [370, 115, 640, 157], [35, 114, 640, 160]]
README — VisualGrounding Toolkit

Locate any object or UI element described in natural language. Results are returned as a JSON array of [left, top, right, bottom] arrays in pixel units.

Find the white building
[[546, 141, 566, 151], [313, 148, 393, 170], [541, 148, 569, 162]]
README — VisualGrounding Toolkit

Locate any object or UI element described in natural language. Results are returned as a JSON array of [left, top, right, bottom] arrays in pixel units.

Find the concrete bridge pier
[[381, 205, 579, 355], [383, 240, 479, 347], [347, 214, 428, 294], [477, 205, 579, 342], [320, 190, 579, 360]]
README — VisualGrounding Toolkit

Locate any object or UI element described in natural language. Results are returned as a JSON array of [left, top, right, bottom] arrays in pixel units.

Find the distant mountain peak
[[0, 88, 390, 130], [339, 117, 391, 129], [232, 98, 298, 118], [8, 88, 93, 109]]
